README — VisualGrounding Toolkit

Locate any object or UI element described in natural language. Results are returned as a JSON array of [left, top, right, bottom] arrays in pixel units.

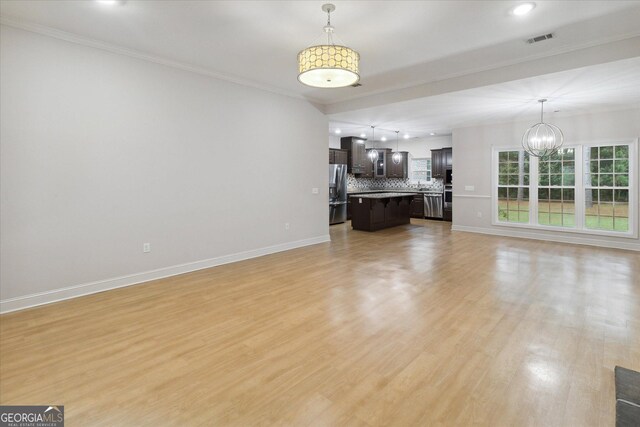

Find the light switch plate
[[312, 188, 319, 194], [465, 185, 475, 191]]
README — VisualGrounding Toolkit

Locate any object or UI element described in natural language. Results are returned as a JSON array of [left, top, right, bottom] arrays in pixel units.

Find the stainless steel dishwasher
[[424, 192, 443, 219]]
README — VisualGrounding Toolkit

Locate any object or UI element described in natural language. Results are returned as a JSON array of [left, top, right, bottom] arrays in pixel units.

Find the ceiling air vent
[[526, 33, 554, 44]]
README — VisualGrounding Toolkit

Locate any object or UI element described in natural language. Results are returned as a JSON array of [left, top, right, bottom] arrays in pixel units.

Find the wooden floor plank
[[1, 219, 639, 426]]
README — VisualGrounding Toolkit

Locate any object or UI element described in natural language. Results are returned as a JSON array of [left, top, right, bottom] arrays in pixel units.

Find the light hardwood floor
[[1, 220, 639, 426]]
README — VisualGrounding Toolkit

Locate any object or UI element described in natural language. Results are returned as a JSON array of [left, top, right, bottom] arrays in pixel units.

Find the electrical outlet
[[312, 188, 319, 194], [285, 223, 290, 230], [465, 185, 475, 191], [143, 243, 151, 253]]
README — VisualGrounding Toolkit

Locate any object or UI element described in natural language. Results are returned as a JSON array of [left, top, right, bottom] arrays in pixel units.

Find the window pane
[[600, 160, 613, 173], [538, 188, 549, 201], [615, 159, 629, 173], [563, 148, 575, 160], [499, 152, 508, 162], [549, 162, 562, 173], [615, 145, 628, 159], [600, 189, 613, 202], [538, 201, 550, 213], [499, 175, 508, 185], [508, 175, 520, 185], [600, 146, 614, 159], [562, 161, 575, 174], [615, 189, 629, 203], [590, 147, 599, 159], [550, 174, 562, 186], [498, 162, 509, 174], [562, 188, 575, 201], [563, 174, 575, 186], [599, 174, 613, 187], [538, 212, 550, 225], [539, 174, 549, 186]]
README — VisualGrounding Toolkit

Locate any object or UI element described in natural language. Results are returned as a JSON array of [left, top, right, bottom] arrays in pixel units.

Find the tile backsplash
[[347, 175, 443, 191]]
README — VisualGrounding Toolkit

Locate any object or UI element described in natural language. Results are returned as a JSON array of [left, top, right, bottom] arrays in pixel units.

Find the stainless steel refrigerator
[[329, 164, 347, 224]]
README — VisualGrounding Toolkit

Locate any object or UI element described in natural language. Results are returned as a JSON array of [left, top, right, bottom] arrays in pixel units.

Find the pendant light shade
[[298, 4, 360, 88], [392, 131, 402, 164], [368, 126, 378, 163], [522, 99, 564, 158]]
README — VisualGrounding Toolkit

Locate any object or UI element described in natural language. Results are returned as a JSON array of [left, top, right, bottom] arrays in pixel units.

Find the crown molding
[[0, 15, 316, 103]]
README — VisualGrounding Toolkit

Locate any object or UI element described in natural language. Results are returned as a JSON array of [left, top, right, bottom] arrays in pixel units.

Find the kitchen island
[[350, 193, 417, 231]]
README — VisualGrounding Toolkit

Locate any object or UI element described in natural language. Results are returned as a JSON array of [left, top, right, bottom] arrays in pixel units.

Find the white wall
[[328, 134, 451, 158], [396, 135, 452, 158], [0, 25, 329, 312], [452, 108, 640, 251]]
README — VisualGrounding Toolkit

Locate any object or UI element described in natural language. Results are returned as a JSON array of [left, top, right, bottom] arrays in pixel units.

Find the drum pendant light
[[522, 99, 564, 158], [297, 4, 360, 88], [368, 126, 379, 163], [392, 131, 402, 164]]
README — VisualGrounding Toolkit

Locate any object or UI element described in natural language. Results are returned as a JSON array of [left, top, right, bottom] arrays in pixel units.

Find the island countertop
[[350, 192, 418, 199]]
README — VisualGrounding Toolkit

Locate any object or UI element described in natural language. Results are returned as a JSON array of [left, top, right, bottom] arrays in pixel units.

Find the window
[[493, 140, 636, 237], [497, 151, 530, 223], [584, 144, 629, 232], [537, 148, 575, 227], [411, 158, 431, 183]]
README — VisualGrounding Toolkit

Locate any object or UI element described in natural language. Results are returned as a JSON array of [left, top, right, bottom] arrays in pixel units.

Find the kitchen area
[[329, 134, 453, 230]]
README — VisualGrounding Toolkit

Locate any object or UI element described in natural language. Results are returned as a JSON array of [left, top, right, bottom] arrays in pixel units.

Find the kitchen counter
[[349, 193, 415, 231], [348, 188, 442, 194], [352, 192, 419, 199]]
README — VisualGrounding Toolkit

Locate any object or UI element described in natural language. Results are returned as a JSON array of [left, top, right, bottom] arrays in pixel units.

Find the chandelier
[[297, 4, 360, 88], [368, 126, 379, 163], [522, 99, 564, 158], [392, 131, 402, 164]]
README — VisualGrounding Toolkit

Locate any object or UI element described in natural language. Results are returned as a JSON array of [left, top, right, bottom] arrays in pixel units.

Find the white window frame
[[491, 139, 638, 239], [410, 157, 431, 184]]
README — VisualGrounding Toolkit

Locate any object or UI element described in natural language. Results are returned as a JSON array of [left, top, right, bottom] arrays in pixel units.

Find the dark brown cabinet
[[329, 149, 348, 165], [410, 194, 424, 218], [443, 147, 452, 168], [431, 147, 452, 179], [360, 152, 375, 178], [340, 137, 367, 174], [431, 149, 444, 179], [386, 151, 409, 179], [443, 207, 452, 221]]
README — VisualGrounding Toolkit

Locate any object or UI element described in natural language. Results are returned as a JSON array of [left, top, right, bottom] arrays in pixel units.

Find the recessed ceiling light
[[430, 132, 437, 136], [335, 129, 341, 134], [381, 136, 387, 142], [403, 134, 410, 139], [96, 0, 124, 5], [360, 133, 366, 138], [511, 2, 535, 16]]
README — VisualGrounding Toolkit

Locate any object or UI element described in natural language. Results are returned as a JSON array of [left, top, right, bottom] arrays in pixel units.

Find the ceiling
[[1, 0, 639, 107], [1, 0, 639, 138], [328, 57, 640, 140]]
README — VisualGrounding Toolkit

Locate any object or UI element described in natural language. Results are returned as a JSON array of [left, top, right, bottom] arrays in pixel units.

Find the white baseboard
[[451, 225, 640, 251], [0, 235, 331, 314]]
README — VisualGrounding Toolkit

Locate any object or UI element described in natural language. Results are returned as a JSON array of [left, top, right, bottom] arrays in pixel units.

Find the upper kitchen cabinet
[[340, 137, 367, 174], [443, 147, 452, 168], [329, 149, 348, 165], [360, 151, 375, 178], [386, 151, 409, 179], [431, 149, 444, 179], [375, 149, 391, 178], [432, 147, 453, 182]]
